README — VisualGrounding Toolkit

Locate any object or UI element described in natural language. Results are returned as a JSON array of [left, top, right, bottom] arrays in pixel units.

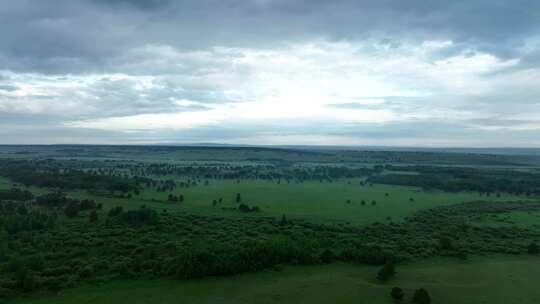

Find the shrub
[[413, 288, 431, 304], [527, 242, 539, 255], [377, 261, 396, 282], [390, 286, 404, 301]]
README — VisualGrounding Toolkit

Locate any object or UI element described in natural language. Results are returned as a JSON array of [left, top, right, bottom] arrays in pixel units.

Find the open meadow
[[69, 179, 524, 225]]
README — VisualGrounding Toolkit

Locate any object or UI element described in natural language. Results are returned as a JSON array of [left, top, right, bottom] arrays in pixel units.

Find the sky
[[1, 0, 540, 146]]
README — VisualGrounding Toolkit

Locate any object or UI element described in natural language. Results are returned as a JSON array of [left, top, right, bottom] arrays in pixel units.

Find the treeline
[[369, 165, 540, 195], [114, 162, 380, 181], [35, 192, 100, 218], [0, 161, 139, 193], [0, 201, 57, 234], [108, 206, 158, 226], [0, 188, 33, 201]]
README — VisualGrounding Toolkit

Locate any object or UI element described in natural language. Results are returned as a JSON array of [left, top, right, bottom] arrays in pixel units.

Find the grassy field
[[89, 179, 523, 225], [1, 176, 524, 225], [8, 255, 540, 304]]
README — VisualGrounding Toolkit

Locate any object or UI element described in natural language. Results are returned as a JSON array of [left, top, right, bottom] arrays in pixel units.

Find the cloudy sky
[[1, 0, 540, 146]]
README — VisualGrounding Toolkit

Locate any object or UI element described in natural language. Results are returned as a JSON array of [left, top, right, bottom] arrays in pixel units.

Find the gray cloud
[[1, 1, 540, 146], [0, 85, 18, 92], [2, 1, 540, 74]]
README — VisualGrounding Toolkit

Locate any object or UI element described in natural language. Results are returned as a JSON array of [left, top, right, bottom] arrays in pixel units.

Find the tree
[[236, 193, 242, 203], [320, 249, 335, 263], [80, 199, 96, 210], [108, 206, 124, 217], [64, 202, 80, 218], [16, 205, 28, 215], [279, 214, 288, 226], [390, 287, 404, 301], [377, 261, 396, 282], [528, 242, 539, 254], [89, 210, 98, 223], [413, 288, 430, 304], [20, 271, 37, 293], [439, 236, 453, 250]]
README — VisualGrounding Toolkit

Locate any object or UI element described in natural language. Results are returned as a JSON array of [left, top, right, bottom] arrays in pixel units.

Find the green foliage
[[377, 261, 396, 282], [64, 202, 80, 218], [0, 188, 33, 201], [527, 242, 539, 255], [413, 288, 431, 304], [108, 206, 124, 217], [370, 165, 540, 196], [238, 203, 260, 213], [439, 236, 453, 250], [89, 210, 98, 223], [279, 214, 288, 226], [108, 206, 157, 226], [391, 286, 405, 301], [0, 161, 139, 193]]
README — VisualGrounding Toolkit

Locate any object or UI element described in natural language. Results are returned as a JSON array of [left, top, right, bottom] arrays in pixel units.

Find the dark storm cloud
[[1, 0, 540, 73]]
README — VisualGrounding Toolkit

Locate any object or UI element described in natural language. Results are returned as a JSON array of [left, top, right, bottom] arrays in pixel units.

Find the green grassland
[[27, 178, 523, 225], [1, 173, 525, 225], [9, 255, 540, 304]]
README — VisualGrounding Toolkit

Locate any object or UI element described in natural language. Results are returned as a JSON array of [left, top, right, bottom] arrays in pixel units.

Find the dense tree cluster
[[108, 206, 158, 227], [0, 161, 139, 194], [34, 192, 98, 218], [0, 201, 57, 234], [0, 188, 33, 201], [369, 165, 540, 196], [1, 199, 539, 297]]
